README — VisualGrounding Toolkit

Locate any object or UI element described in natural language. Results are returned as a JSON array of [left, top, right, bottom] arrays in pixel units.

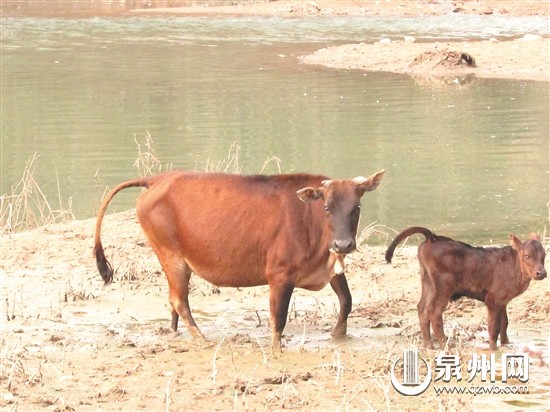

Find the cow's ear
[[509, 234, 523, 251], [355, 169, 385, 195], [530, 232, 541, 241], [296, 187, 323, 203]]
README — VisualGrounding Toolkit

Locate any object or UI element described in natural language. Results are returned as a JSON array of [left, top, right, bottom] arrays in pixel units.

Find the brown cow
[[94, 170, 385, 351], [385, 227, 546, 350]]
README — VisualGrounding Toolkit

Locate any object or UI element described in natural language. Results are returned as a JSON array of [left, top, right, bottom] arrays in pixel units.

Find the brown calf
[[385, 227, 546, 350], [94, 170, 385, 351]]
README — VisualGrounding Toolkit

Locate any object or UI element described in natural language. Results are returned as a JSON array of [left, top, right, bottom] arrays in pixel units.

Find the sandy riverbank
[[1, 212, 549, 410]]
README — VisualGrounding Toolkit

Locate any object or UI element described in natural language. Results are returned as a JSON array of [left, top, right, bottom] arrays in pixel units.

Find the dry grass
[[202, 142, 242, 174], [133, 131, 164, 177], [0, 136, 248, 236], [134, 136, 248, 176], [0, 333, 45, 407], [199, 141, 282, 175], [358, 222, 397, 247], [0, 153, 74, 234]]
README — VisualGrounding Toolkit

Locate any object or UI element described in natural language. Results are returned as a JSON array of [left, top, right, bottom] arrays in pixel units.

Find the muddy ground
[[1, 211, 548, 411]]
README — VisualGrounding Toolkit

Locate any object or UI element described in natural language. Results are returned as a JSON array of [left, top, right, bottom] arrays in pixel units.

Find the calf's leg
[[486, 297, 505, 350], [427, 274, 451, 349], [499, 306, 509, 345], [417, 301, 432, 348], [417, 271, 433, 348], [430, 300, 448, 349], [330, 274, 352, 338], [429, 280, 452, 349]]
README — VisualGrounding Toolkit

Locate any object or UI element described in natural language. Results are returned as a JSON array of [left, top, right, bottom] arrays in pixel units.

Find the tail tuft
[[94, 244, 114, 285], [385, 248, 395, 264]]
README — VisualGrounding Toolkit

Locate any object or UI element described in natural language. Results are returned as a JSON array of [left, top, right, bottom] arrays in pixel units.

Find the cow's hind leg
[[161, 256, 204, 340], [268, 280, 294, 354], [139, 210, 204, 340], [330, 274, 352, 338]]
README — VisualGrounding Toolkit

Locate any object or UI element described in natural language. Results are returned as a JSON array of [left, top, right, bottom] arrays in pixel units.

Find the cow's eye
[[524, 254, 530, 260], [324, 205, 329, 212]]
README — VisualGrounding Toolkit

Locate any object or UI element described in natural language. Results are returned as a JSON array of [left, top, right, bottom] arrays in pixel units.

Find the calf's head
[[297, 170, 385, 254], [510, 233, 547, 281]]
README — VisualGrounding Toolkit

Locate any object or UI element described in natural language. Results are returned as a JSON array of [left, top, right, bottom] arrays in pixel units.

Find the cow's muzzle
[[331, 239, 356, 254]]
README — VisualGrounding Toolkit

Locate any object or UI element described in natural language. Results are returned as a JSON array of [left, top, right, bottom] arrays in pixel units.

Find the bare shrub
[[0, 154, 74, 233], [133, 131, 163, 177], [202, 142, 242, 174]]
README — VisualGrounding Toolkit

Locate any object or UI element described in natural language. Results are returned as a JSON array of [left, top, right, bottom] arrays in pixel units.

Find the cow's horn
[[321, 179, 332, 187]]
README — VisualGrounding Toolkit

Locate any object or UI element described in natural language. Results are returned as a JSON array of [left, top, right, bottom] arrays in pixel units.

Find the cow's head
[[510, 233, 547, 281], [297, 170, 385, 254]]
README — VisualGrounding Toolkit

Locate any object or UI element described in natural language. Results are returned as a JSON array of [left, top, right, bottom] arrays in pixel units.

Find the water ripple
[[2, 14, 549, 50]]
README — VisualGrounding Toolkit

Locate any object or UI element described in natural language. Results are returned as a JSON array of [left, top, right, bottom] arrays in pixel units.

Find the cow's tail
[[93, 178, 151, 285], [385, 227, 435, 263]]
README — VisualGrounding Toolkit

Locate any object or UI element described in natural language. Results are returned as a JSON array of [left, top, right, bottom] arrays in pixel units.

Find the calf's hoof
[[422, 339, 434, 350]]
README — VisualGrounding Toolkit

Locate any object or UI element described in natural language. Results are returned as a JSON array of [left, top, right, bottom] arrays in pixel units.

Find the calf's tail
[[385, 226, 435, 263], [93, 178, 151, 285]]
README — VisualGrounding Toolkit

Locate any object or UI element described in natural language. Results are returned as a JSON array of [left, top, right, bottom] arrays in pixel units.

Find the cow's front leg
[[330, 274, 352, 338], [268, 280, 294, 354]]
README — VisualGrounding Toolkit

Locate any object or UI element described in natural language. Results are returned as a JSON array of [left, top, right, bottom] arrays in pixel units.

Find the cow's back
[[136, 171, 332, 287]]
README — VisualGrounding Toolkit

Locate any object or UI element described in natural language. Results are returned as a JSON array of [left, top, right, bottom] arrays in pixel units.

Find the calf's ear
[[297, 187, 323, 203], [355, 169, 385, 195], [509, 234, 523, 251]]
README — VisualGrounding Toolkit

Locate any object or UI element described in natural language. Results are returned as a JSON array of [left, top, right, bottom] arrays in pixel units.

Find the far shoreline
[[4, 1, 548, 83], [300, 37, 550, 83], [128, 1, 549, 83]]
